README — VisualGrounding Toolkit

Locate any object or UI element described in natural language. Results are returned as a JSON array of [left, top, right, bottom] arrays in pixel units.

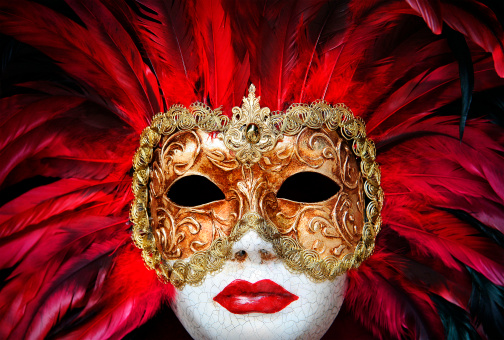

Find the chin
[[170, 231, 347, 340]]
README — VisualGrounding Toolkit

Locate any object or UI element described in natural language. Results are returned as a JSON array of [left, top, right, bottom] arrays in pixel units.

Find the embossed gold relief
[[221, 84, 282, 166], [150, 130, 239, 259], [260, 129, 364, 260], [130, 84, 383, 288]]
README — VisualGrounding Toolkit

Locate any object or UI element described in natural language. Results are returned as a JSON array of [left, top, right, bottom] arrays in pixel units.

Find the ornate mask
[[131, 85, 383, 339]]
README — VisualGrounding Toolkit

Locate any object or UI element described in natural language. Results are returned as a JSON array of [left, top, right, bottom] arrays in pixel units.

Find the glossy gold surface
[[130, 85, 383, 288], [150, 127, 364, 261]]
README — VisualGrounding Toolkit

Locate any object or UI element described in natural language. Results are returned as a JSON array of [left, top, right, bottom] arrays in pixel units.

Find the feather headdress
[[0, 0, 503, 339]]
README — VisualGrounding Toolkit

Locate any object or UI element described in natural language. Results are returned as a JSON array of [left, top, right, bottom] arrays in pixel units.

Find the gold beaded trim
[[130, 85, 383, 289]]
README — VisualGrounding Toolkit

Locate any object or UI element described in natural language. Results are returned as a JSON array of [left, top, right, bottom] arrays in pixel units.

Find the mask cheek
[[265, 192, 364, 260], [331, 189, 364, 245], [151, 199, 239, 260], [297, 206, 351, 258]]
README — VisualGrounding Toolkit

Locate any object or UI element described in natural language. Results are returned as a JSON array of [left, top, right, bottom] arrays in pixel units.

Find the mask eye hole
[[277, 172, 340, 203], [167, 175, 225, 207]]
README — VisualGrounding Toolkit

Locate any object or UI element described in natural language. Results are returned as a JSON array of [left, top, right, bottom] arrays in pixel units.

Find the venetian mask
[[130, 85, 382, 339]]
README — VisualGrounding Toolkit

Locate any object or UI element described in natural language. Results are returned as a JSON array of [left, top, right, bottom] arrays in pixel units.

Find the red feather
[[346, 252, 445, 340], [190, 0, 250, 110], [60, 245, 173, 340], [0, 0, 158, 130], [441, 2, 504, 77], [107, 0, 201, 107], [406, 0, 443, 34]]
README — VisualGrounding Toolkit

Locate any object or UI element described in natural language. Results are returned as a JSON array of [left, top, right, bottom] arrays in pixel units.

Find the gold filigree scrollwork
[[236, 167, 269, 214], [153, 204, 231, 260], [130, 85, 384, 288], [160, 131, 200, 176], [331, 192, 359, 245], [339, 142, 360, 189], [204, 149, 240, 171], [295, 128, 338, 169], [273, 204, 350, 259], [258, 142, 294, 172], [154, 209, 180, 257], [155, 212, 359, 289], [220, 84, 282, 166]]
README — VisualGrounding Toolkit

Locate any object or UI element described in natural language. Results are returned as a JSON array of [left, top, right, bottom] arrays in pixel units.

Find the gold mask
[[131, 85, 383, 288]]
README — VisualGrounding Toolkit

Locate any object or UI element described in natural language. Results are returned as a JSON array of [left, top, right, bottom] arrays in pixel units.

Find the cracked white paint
[[171, 230, 347, 340]]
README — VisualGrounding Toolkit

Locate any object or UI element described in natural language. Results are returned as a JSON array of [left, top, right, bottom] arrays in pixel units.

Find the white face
[[171, 230, 347, 340]]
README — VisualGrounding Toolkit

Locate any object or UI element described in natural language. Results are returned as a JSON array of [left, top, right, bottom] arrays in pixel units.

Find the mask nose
[[230, 222, 277, 264]]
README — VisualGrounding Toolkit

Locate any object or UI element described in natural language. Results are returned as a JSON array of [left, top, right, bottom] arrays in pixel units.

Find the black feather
[[474, 86, 504, 128], [430, 294, 479, 340], [467, 266, 504, 340], [443, 25, 474, 140], [0, 34, 83, 97], [441, 208, 504, 248]]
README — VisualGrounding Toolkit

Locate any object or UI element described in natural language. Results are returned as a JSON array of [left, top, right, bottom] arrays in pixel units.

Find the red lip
[[213, 279, 299, 314]]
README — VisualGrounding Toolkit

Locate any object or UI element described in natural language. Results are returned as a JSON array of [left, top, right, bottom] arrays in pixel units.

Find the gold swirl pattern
[[130, 85, 383, 288]]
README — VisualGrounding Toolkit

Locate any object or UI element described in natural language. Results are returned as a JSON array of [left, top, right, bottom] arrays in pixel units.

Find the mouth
[[213, 279, 299, 314]]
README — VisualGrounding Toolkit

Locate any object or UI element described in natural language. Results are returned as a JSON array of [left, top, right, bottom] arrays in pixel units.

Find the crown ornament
[[221, 84, 282, 166]]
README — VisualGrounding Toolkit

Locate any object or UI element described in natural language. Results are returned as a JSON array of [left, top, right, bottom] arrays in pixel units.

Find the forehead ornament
[[130, 84, 383, 288], [221, 84, 281, 166]]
